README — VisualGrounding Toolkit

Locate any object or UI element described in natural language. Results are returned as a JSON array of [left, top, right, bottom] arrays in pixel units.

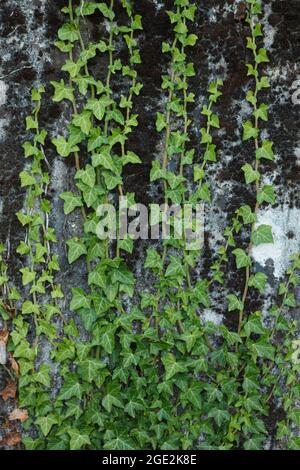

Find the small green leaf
[[208, 409, 231, 427], [72, 111, 92, 135], [248, 272, 268, 293], [60, 192, 83, 215], [85, 98, 105, 121], [244, 312, 266, 336], [88, 270, 106, 289], [256, 140, 275, 161], [257, 185, 276, 205], [243, 120, 258, 141], [70, 288, 91, 311], [75, 164, 96, 188], [123, 151, 142, 165], [20, 171, 36, 187], [244, 437, 264, 450], [58, 23, 79, 42], [256, 48, 269, 64], [51, 80, 74, 102], [165, 256, 185, 278], [20, 267, 36, 286], [52, 136, 79, 157], [242, 163, 260, 184], [238, 205, 256, 224], [227, 294, 244, 312], [251, 340, 274, 361], [232, 248, 251, 269], [253, 103, 268, 121], [156, 112, 166, 132]]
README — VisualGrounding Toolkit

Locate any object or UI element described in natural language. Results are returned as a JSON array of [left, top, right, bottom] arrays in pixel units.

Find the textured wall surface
[[0, 0, 300, 448]]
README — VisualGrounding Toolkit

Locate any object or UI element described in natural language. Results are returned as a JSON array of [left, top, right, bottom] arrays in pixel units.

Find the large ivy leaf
[[68, 429, 91, 450], [66, 238, 87, 264], [251, 224, 274, 246], [35, 415, 58, 437], [162, 354, 185, 380]]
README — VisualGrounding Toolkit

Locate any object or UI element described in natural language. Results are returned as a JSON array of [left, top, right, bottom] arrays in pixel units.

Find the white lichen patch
[[202, 308, 224, 325], [0, 118, 7, 142], [0, 80, 8, 106], [252, 206, 300, 279], [51, 159, 68, 193], [152, 0, 164, 11], [294, 146, 300, 165], [262, 4, 276, 50]]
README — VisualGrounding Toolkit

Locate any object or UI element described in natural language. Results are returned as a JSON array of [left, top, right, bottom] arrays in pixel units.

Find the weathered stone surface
[[0, 0, 299, 448]]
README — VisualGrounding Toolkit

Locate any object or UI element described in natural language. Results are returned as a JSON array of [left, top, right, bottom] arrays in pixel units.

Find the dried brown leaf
[[1, 431, 22, 446], [8, 408, 28, 423], [8, 354, 19, 377], [0, 381, 17, 401]]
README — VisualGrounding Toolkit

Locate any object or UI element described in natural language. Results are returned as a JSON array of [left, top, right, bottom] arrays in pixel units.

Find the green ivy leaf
[[237, 205, 257, 224], [60, 192, 83, 215], [61, 59, 83, 78], [242, 163, 260, 184], [244, 312, 266, 336], [66, 238, 87, 264], [118, 236, 134, 254], [100, 326, 115, 354], [52, 136, 79, 157], [253, 103, 268, 121], [227, 294, 244, 312], [256, 48, 269, 64], [244, 436, 264, 450], [123, 151, 142, 165], [242, 120, 258, 140], [58, 23, 79, 42], [251, 224, 274, 246], [51, 80, 74, 102], [85, 98, 105, 121], [35, 415, 58, 437], [77, 359, 105, 383], [75, 164, 96, 188], [162, 354, 185, 380], [70, 288, 91, 311], [186, 382, 202, 409], [88, 270, 106, 289], [165, 256, 185, 278], [257, 185, 276, 204], [248, 272, 268, 293], [20, 171, 36, 187], [20, 267, 36, 286], [68, 429, 91, 450], [103, 436, 135, 450], [207, 409, 231, 427], [72, 111, 92, 135], [232, 248, 251, 269], [204, 144, 216, 162], [251, 340, 274, 361], [58, 378, 83, 402], [144, 248, 162, 270], [124, 399, 144, 418], [102, 392, 123, 413], [256, 140, 275, 161]]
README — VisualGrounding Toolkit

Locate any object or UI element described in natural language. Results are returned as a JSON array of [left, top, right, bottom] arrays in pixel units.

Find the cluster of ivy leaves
[[1, 0, 299, 450]]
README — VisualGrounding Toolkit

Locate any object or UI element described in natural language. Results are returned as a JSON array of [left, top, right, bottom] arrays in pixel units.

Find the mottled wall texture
[[0, 0, 299, 449]]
